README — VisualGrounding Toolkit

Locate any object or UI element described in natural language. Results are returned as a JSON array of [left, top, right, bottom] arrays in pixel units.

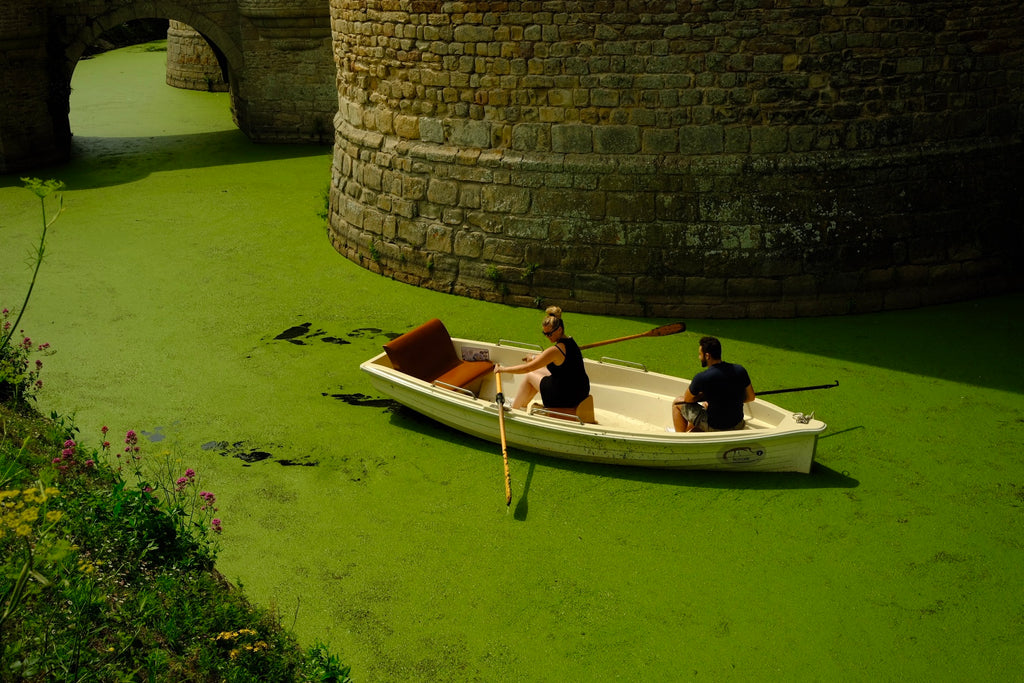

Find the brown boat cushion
[[383, 318, 493, 390]]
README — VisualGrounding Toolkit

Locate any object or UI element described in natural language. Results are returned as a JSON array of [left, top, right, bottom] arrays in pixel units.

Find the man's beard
[[701, 359, 708, 368]]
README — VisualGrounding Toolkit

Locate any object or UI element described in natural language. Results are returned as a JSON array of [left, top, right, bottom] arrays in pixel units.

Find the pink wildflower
[[124, 429, 139, 454], [199, 491, 217, 511], [211, 518, 223, 534]]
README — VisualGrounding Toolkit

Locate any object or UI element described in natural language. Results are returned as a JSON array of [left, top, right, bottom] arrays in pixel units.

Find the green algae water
[[3, 43, 1024, 680]]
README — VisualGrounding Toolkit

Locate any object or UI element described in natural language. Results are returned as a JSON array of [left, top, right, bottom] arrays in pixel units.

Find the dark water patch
[[322, 389, 402, 411], [142, 426, 166, 442], [274, 322, 326, 345], [201, 439, 318, 467], [273, 323, 404, 346], [274, 323, 311, 340]]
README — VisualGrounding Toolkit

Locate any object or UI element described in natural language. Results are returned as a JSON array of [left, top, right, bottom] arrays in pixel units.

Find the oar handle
[[579, 321, 686, 351], [496, 373, 512, 506]]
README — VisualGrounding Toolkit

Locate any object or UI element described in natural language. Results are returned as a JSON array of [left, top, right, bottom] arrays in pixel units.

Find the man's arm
[[683, 387, 703, 403], [744, 384, 755, 403]]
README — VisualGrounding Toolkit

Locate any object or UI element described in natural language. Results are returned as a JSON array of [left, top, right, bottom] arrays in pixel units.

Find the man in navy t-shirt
[[670, 336, 755, 432]]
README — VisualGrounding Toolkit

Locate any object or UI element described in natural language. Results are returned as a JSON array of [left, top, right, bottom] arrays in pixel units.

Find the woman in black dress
[[494, 306, 590, 410]]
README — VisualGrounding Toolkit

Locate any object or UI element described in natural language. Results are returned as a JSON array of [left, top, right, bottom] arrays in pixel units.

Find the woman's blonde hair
[[543, 305, 564, 331]]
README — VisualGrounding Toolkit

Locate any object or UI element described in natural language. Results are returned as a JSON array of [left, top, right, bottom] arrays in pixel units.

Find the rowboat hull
[[360, 338, 826, 473]]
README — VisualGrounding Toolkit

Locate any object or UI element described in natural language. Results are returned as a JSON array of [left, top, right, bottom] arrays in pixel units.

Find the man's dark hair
[[699, 336, 722, 360]]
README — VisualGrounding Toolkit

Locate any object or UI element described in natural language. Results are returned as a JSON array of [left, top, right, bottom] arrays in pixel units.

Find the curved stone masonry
[[166, 20, 229, 92], [326, 0, 1024, 318]]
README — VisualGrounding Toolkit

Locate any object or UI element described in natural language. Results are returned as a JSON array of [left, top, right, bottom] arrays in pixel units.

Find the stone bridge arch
[[0, 0, 334, 173], [65, 3, 243, 81]]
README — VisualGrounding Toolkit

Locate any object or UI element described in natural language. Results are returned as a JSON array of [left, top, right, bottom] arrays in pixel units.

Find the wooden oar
[[578, 321, 686, 351], [495, 373, 512, 506], [757, 380, 839, 396]]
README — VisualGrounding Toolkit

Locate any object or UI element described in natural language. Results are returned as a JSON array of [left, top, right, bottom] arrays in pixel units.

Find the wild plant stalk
[[0, 178, 65, 353]]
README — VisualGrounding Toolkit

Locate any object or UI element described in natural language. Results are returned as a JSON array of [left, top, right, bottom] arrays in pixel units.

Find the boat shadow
[[388, 406, 860, 499]]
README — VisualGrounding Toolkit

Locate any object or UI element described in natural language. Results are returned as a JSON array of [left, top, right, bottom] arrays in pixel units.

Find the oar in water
[[495, 373, 512, 507], [579, 321, 686, 351], [757, 381, 839, 396]]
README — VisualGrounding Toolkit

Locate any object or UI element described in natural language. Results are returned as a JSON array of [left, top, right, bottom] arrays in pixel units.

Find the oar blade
[[646, 321, 686, 337]]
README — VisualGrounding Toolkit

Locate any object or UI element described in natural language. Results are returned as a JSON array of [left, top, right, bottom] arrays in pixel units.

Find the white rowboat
[[360, 325, 826, 473]]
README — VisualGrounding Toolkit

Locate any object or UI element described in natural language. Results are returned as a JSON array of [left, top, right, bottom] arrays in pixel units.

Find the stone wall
[[235, 0, 336, 144], [166, 20, 228, 92], [0, 6, 67, 170], [327, 0, 1024, 317]]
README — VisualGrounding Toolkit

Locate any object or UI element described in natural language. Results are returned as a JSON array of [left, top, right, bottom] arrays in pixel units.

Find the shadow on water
[[590, 293, 1024, 397], [513, 461, 535, 521], [0, 129, 329, 191]]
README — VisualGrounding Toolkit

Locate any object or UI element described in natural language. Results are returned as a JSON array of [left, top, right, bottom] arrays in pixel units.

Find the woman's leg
[[512, 369, 548, 409]]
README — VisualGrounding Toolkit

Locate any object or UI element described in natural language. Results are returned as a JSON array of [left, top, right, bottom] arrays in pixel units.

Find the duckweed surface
[[2, 43, 1023, 680]]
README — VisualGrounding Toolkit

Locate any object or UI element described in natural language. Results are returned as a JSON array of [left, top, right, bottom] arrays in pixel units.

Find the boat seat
[[531, 395, 597, 424], [383, 318, 493, 394]]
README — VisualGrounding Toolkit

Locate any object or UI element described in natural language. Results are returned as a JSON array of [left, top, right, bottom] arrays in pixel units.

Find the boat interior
[[372, 320, 786, 434]]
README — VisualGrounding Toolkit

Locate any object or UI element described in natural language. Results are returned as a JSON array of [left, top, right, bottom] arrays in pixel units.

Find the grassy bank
[[0, 400, 350, 682]]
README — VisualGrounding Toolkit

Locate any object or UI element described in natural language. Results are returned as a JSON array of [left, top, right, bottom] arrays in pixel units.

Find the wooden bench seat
[[530, 395, 597, 424], [382, 318, 493, 394]]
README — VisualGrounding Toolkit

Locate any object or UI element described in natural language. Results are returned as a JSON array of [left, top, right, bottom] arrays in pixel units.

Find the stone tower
[[326, 0, 1023, 317], [166, 20, 228, 92]]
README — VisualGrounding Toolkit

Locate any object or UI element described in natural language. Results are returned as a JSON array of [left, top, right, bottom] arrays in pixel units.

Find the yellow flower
[[15, 524, 32, 536], [46, 510, 63, 523]]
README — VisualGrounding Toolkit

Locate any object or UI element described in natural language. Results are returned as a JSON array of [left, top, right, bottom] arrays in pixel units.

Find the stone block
[[482, 185, 531, 214], [551, 124, 594, 153], [450, 119, 491, 148], [419, 117, 445, 143], [642, 128, 678, 154], [593, 125, 641, 154], [679, 125, 724, 154], [394, 114, 420, 139], [427, 179, 459, 206]]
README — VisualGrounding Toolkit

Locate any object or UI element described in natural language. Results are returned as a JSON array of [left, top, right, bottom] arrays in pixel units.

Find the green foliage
[[317, 183, 331, 221], [1, 179, 64, 406], [0, 407, 349, 681], [304, 642, 353, 682], [0, 312, 53, 404]]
